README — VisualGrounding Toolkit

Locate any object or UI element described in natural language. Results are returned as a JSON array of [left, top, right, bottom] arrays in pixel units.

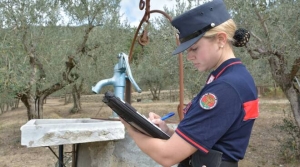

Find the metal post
[[59, 145, 64, 167], [125, 79, 131, 104]]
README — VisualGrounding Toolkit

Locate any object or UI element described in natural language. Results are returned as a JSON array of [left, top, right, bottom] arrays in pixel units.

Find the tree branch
[[86, 43, 100, 52], [250, 31, 262, 43], [245, 45, 261, 59], [63, 56, 76, 82], [255, 9, 269, 36], [29, 43, 46, 80], [272, 50, 285, 62], [266, 50, 288, 85], [76, 25, 95, 54], [245, 44, 274, 59], [290, 57, 300, 78]]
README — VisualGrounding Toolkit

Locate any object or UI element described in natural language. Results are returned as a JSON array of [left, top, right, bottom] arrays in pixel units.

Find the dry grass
[[0, 96, 298, 167]]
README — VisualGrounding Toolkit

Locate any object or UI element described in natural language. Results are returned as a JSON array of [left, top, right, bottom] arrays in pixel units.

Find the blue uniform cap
[[171, 0, 231, 55]]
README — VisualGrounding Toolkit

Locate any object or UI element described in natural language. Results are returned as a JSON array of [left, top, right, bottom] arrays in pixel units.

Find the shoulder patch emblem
[[199, 93, 217, 110]]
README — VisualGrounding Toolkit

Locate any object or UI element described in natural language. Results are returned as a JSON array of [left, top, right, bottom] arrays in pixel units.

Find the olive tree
[[226, 0, 300, 127], [0, 0, 67, 119], [0, 0, 127, 119], [59, 0, 125, 113]]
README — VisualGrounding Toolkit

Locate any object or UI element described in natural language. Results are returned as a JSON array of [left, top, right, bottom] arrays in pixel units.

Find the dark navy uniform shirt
[[175, 58, 259, 162]]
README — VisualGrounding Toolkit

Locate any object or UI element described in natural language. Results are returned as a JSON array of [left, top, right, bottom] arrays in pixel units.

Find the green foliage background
[[1, 0, 298, 103]]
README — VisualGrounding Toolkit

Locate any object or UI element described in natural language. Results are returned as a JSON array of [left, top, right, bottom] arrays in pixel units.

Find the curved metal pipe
[[92, 78, 114, 94], [126, 1, 185, 121]]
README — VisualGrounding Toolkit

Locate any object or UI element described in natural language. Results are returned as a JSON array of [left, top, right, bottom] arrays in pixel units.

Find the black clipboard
[[102, 91, 170, 139]]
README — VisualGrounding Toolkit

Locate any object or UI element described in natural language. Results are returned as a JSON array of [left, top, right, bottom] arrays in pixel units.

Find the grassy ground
[[0, 96, 298, 167]]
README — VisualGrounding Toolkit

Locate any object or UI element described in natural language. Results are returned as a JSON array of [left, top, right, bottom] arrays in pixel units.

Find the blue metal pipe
[[92, 53, 141, 118]]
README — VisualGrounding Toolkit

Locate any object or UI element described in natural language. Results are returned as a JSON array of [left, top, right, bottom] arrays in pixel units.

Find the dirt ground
[[0, 96, 298, 167]]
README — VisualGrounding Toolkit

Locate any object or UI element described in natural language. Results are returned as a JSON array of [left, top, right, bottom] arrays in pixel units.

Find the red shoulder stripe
[[175, 129, 209, 153], [243, 99, 259, 121]]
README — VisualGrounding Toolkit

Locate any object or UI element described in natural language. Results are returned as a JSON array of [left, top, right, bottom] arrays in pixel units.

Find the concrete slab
[[77, 124, 179, 167], [20, 118, 125, 147]]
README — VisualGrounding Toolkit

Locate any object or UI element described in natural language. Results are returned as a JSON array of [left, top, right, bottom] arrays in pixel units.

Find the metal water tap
[[92, 52, 142, 117]]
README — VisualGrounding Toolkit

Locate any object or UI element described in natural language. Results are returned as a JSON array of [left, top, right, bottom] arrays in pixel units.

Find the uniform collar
[[206, 58, 242, 84], [211, 58, 241, 77]]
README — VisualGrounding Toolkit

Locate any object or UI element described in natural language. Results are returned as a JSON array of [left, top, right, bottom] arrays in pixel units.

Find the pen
[[161, 112, 175, 121]]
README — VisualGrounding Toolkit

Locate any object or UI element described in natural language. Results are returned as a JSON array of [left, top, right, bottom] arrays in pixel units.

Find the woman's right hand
[[148, 112, 172, 135]]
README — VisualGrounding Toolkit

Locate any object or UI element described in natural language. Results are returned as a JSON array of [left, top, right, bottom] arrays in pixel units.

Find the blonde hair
[[203, 19, 237, 44]]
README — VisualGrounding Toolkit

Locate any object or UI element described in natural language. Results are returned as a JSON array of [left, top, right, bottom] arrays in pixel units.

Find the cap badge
[[211, 23, 215, 27], [199, 93, 217, 110]]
